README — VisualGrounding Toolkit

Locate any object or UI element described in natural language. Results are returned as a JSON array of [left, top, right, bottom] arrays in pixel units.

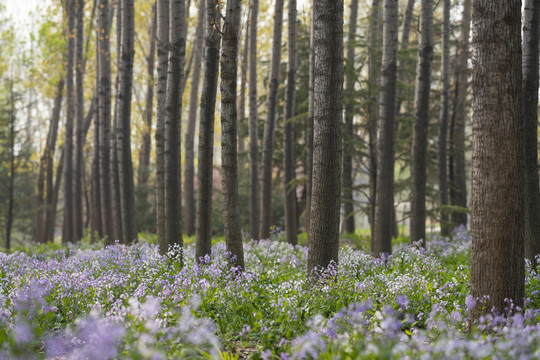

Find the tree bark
[[238, 8, 249, 154], [183, 0, 204, 237], [450, 0, 471, 228], [221, 0, 245, 268], [307, 0, 343, 273], [409, 0, 433, 247], [522, 0, 540, 267], [342, 0, 359, 234], [372, 0, 398, 257], [248, 0, 260, 241], [470, 0, 524, 315], [116, 0, 138, 244], [438, 0, 451, 237], [63, 0, 75, 244], [283, 0, 298, 245], [304, 3, 314, 234], [195, 0, 220, 260], [259, 0, 284, 240]]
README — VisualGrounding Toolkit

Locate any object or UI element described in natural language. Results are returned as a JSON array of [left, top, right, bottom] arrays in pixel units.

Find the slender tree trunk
[[372, 0, 398, 257], [164, 0, 186, 254], [183, 0, 204, 237], [36, 80, 64, 244], [409, 0, 433, 247], [304, 3, 314, 234], [116, 0, 138, 244], [283, 0, 298, 245], [138, 3, 157, 188], [221, 0, 245, 268], [259, 0, 284, 240], [367, 0, 381, 236], [195, 0, 220, 260], [522, 0, 540, 267], [307, 0, 343, 272], [470, 0, 524, 315], [451, 0, 471, 227], [63, 0, 76, 244], [248, 0, 259, 241], [6, 80, 16, 251], [438, 0, 451, 237], [238, 9, 249, 154], [342, 0, 359, 234], [73, 0, 85, 242], [394, 0, 416, 118]]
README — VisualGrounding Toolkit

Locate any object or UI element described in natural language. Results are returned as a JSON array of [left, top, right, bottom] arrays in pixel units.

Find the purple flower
[[396, 295, 409, 309]]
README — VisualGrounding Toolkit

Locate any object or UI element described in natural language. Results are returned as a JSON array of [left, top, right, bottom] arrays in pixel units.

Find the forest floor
[[1, 227, 540, 359]]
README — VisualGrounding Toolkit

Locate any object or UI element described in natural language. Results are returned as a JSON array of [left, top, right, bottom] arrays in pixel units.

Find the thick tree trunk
[[409, 0, 433, 247], [221, 0, 245, 268], [470, 0, 524, 315], [259, 0, 284, 240], [63, 0, 75, 244], [156, 0, 169, 254], [116, 0, 138, 244], [307, 0, 343, 273], [183, 0, 204, 237], [522, 0, 540, 267], [451, 0, 471, 227], [195, 0, 220, 260], [164, 0, 186, 253], [283, 0, 298, 245], [342, 0, 359, 234], [372, 0, 398, 257], [248, 0, 260, 241], [304, 4, 314, 234], [36, 80, 64, 244], [438, 0, 451, 237]]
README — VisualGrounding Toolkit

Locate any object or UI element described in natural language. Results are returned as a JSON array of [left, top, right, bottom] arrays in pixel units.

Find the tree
[[522, 0, 540, 266], [450, 0, 471, 228], [221, 0, 245, 268], [63, 0, 75, 244], [248, 0, 259, 241], [259, 0, 284, 240], [283, 0, 298, 245], [195, 0, 220, 260], [183, 0, 204, 237], [5, 79, 15, 251], [372, 0, 398, 257], [304, 3, 314, 234], [307, 0, 343, 272], [409, 0, 433, 247], [342, 0, 359, 234], [470, 0, 524, 314], [116, 0, 137, 244]]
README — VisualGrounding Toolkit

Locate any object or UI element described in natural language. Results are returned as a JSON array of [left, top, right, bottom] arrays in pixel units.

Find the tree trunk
[[394, 0, 415, 118], [183, 0, 204, 237], [238, 8, 249, 154], [522, 0, 540, 267], [342, 0, 359, 234], [63, 0, 75, 244], [367, 0, 381, 236], [195, 0, 220, 260], [438, 0, 451, 237], [409, 0, 433, 247], [283, 0, 298, 245], [221, 0, 245, 268], [164, 0, 186, 254], [450, 0, 471, 228], [248, 0, 260, 241], [372, 0, 398, 257], [6, 80, 16, 251], [116, 0, 138, 244], [156, 0, 169, 254], [259, 0, 284, 240], [470, 0, 524, 315], [36, 79, 64, 244], [307, 0, 343, 273], [304, 3, 314, 234], [73, 0, 85, 242]]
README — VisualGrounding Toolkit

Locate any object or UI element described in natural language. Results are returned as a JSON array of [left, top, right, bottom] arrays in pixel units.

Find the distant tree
[[5, 80, 15, 251], [372, 0, 398, 257], [259, 0, 284, 240], [307, 0, 343, 272], [470, 0, 524, 315], [410, 0, 433, 247], [237, 7, 249, 154], [522, 0, 540, 266]]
